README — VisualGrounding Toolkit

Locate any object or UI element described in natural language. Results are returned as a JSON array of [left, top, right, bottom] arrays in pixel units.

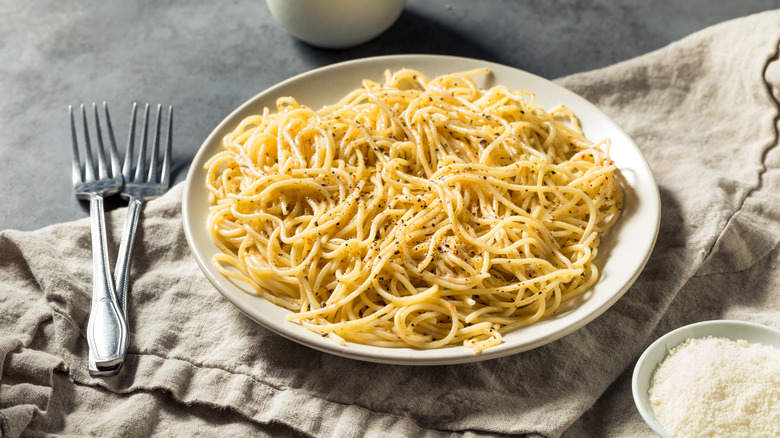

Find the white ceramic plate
[[632, 320, 780, 437], [182, 54, 661, 365]]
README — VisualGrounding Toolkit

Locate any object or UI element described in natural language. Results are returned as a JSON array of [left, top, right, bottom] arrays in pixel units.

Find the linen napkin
[[2, 9, 779, 437]]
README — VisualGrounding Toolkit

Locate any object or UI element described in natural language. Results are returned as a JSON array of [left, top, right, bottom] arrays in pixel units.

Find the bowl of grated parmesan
[[632, 320, 780, 438]]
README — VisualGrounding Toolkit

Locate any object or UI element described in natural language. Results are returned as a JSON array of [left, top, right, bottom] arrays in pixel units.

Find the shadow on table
[[293, 9, 511, 68]]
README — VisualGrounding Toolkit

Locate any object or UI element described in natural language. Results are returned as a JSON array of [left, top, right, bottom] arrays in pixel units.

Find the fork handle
[[86, 194, 128, 369], [115, 196, 141, 319]]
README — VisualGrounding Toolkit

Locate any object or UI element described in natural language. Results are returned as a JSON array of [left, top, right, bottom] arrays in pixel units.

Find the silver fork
[[89, 103, 173, 375], [115, 102, 173, 315], [70, 103, 128, 374]]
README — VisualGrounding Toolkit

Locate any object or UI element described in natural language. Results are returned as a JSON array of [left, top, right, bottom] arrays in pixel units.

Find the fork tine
[[69, 105, 83, 185], [133, 104, 150, 183], [102, 102, 122, 178], [160, 106, 173, 187], [122, 103, 138, 182], [92, 103, 111, 180], [147, 104, 162, 183], [81, 104, 97, 183]]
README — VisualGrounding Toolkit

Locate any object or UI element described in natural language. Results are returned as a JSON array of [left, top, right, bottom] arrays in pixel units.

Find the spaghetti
[[204, 68, 622, 352]]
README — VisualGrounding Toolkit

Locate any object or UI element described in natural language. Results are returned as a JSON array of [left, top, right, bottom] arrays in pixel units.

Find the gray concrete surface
[[2, 0, 779, 231]]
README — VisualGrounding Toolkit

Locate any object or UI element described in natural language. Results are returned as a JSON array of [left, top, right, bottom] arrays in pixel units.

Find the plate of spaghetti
[[183, 55, 660, 365]]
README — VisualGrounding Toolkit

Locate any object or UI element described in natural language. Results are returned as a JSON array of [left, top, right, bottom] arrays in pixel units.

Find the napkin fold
[[2, 9, 780, 437]]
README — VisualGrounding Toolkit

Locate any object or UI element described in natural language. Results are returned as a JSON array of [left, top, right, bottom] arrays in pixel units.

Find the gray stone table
[[2, 0, 780, 231]]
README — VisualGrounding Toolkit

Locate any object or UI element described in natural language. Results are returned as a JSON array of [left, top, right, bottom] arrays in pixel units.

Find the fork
[[114, 102, 173, 315], [70, 103, 128, 373], [87, 103, 174, 375]]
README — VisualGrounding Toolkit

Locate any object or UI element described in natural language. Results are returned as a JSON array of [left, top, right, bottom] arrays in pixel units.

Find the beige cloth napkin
[[2, 10, 779, 438]]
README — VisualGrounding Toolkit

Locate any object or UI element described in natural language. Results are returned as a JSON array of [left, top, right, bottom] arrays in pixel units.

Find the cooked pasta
[[204, 68, 622, 352]]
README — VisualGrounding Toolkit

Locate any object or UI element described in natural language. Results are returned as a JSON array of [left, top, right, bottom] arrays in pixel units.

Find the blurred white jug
[[266, 0, 406, 49]]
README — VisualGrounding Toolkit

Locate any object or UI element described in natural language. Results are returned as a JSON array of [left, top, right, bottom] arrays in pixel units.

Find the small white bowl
[[266, 0, 406, 49], [632, 320, 780, 437]]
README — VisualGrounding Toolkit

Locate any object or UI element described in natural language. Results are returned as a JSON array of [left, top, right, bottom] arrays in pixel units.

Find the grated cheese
[[648, 336, 780, 438]]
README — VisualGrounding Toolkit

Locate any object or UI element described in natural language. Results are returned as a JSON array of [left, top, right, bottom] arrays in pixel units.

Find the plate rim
[[182, 54, 662, 365]]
